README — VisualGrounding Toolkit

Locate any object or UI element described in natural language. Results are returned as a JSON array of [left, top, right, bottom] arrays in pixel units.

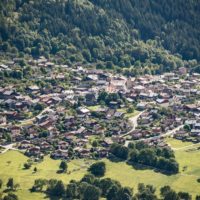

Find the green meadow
[[0, 138, 200, 199]]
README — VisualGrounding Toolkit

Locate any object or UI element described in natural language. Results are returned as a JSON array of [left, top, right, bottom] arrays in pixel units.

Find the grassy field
[[0, 151, 90, 200], [117, 108, 140, 118], [1, 138, 200, 199], [87, 105, 101, 111], [166, 138, 193, 148]]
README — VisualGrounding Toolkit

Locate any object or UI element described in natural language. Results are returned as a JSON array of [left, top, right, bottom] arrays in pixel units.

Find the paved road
[[0, 143, 17, 154], [124, 121, 184, 147], [172, 142, 200, 151], [120, 111, 145, 138], [19, 106, 51, 125], [137, 124, 184, 142], [0, 106, 52, 129]]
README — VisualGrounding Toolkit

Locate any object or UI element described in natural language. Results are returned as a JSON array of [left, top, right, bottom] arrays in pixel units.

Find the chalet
[[102, 138, 113, 147], [178, 67, 187, 75], [40, 141, 51, 151], [156, 98, 169, 104], [114, 112, 124, 118], [10, 126, 21, 135], [77, 107, 90, 115], [26, 146, 41, 157], [174, 130, 188, 140], [51, 149, 68, 160], [1, 90, 15, 99], [184, 104, 198, 112], [163, 73, 175, 81], [136, 102, 147, 110], [27, 85, 40, 94], [109, 101, 119, 109], [19, 140, 31, 149]]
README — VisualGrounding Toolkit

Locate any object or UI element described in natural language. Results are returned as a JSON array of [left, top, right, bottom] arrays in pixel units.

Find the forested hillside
[[0, 0, 199, 72]]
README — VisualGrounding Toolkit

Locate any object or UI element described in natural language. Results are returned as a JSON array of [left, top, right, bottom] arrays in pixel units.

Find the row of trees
[[109, 142, 179, 174], [30, 161, 197, 200]]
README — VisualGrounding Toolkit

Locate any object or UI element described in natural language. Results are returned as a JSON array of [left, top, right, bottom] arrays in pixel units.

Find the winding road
[[18, 106, 51, 126], [123, 112, 184, 146], [120, 111, 145, 138]]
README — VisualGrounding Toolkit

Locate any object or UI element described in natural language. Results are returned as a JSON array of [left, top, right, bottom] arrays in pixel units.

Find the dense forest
[[0, 0, 199, 72]]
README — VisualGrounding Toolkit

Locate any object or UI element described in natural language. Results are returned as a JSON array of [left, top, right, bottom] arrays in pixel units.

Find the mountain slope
[[0, 0, 199, 70]]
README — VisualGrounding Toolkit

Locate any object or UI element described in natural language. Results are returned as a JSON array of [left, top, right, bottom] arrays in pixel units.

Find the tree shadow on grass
[[56, 170, 66, 174], [108, 154, 126, 163], [126, 161, 177, 176], [44, 194, 64, 200]]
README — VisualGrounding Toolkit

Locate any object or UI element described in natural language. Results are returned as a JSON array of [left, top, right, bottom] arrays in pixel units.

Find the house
[[78, 107, 90, 115], [10, 126, 21, 135], [136, 102, 147, 110], [114, 112, 124, 118], [109, 101, 119, 109], [156, 98, 169, 104], [19, 140, 31, 149], [102, 138, 113, 147], [51, 149, 68, 160], [1, 90, 15, 99], [26, 146, 41, 157], [40, 141, 51, 151], [0, 116, 7, 125], [179, 67, 187, 75], [27, 85, 40, 94], [58, 141, 69, 150]]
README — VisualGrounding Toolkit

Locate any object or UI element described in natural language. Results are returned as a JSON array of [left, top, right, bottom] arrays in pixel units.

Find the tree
[[88, 161, 106, 177], [160, 186, 171, 197], [196, 195, 200, 200], [3, 193, 18, 200], [160, 186, 180, 200], [13, 184, 20, 191], [59, 161, 68, 172], [116, 187, 133, 200], [83, 184, 101, 200], [81, 174, 96, 185], [178, 192, 192, 200], [7, 178, 14, 190], [24, 162, 31, 169], [136, 183, 157, 200], [66, 182, 79, 199], [47, 179, 65, 197], [106, 185, 119, 200], [34, 103, 45, 111], [82, 49, 92, 62], [164, 190, 180, 200], [92, 140, 98, 147], [137, 148, 157, 166], [34, 167, 37, 173], [99, 178, 115, 196], [110, 143, 129, 160], [52, 181, 65, 197], [31, 179, 47, 192], [0, 179, 2, 189], [129, 149, 139, 163]]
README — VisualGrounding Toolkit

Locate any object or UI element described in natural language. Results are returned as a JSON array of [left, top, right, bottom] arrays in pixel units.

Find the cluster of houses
[[1, 56, 200, 159]]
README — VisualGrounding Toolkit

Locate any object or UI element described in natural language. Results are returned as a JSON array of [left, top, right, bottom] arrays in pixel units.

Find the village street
[[0, 106, 52, 129], [124, 123, 184, 147], [19, 106, 52, 126], [172, 142, 200, 151], [0, 143, 17, 154], [121, 111, 145, 138]]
